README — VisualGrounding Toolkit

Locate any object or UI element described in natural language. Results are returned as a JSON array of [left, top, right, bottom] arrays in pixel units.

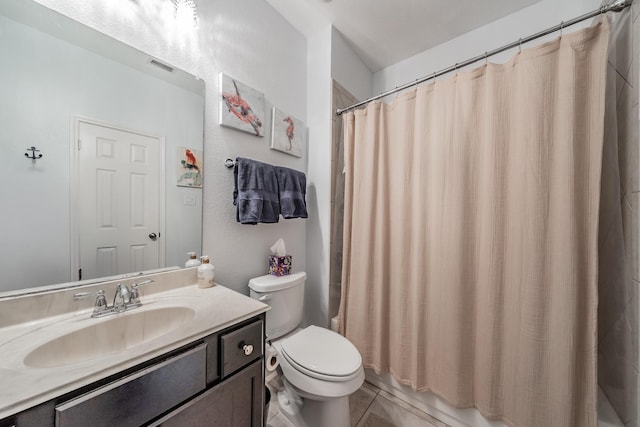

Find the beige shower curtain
[[339, 20, 610, 427]]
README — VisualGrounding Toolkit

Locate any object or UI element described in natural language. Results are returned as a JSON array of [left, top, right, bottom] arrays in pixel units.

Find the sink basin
[[24, 306, 195, 368]]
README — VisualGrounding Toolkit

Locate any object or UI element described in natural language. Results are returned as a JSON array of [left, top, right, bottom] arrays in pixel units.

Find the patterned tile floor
[[266, 373, 450, 427]]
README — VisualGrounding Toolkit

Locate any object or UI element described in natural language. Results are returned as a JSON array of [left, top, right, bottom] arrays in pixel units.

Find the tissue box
[[269, 255, 292, 276]]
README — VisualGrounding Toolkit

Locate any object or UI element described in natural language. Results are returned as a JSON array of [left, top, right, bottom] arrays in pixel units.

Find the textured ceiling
[[266, 0, 542, 71]]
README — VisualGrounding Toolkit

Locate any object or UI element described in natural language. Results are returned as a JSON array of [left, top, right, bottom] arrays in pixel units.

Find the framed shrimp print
[[219, 73, 265, 137], [270, 106, 304, 158]]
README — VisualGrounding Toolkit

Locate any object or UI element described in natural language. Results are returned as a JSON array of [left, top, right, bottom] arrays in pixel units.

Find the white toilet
[[249, 272, 364, 427]]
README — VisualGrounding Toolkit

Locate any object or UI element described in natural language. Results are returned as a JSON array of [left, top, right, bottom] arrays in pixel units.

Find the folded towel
[[275, 166, 308, 219], [234, 157, 280, 224]]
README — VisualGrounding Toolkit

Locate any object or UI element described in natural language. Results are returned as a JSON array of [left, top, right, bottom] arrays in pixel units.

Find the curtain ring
[[485, 51, 488, 65], [433, 71, 436, 83], [454, 63, 458, 75], [560, 21, 564, 37], [518, 38, 522, 53]]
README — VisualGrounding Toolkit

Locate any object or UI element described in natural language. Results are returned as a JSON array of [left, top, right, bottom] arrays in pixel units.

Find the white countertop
[[0, 283, 269, 419]]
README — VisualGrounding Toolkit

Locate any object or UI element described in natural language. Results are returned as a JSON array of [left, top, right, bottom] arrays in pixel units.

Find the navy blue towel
[[275, 166, 308, 219], [233, 157, 280, 224]]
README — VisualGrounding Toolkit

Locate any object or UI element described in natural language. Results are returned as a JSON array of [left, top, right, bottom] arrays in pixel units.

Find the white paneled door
[[77, 121, 161, 280]]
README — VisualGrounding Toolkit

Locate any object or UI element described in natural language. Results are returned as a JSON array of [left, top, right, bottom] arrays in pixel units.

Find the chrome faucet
[[73, 279, 155, 318], [113, 283, 131, 312]]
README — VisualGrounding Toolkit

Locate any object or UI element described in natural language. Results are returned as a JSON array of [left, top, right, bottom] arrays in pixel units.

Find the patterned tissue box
[[269, 255, 292, 276]]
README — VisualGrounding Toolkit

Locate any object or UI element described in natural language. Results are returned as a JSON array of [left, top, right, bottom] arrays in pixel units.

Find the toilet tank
[[249, 272, 306, 340]]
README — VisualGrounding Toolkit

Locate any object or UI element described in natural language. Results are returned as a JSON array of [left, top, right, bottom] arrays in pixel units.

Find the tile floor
[[266, 373, 450, 427]]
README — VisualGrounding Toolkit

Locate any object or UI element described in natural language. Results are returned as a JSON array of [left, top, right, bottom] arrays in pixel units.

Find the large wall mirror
[[0, 0, 204, 295]]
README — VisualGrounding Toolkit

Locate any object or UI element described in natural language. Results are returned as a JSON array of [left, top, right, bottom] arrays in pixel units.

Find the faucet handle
[[73, 289, 104, 302], [93, 290, 109, 316], [73, 291, 90, 301], [130, 279, 155, 306], [133, 279, 155, 287], [74, 290, 110, 317]]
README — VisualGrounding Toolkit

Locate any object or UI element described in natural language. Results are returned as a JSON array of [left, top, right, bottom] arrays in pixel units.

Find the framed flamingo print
[[270, 106, 304, 158], [219, 73, 265, 137]]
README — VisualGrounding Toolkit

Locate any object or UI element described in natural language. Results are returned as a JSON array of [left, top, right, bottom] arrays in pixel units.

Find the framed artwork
[[270, 106, 304, 158], [176, 147, 203, 187], [219, 73, 265, 137]]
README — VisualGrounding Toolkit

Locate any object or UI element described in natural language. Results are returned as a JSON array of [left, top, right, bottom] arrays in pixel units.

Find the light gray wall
[[330, 27, 373, 103], [304, 21, 375, 328], [31, 0, 308, 296], [303, 24, 374, 328], [0, 13, 203, 291], [305, 25, 333, 327]]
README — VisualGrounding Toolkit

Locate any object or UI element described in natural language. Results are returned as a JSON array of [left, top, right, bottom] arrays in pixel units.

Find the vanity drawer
[[55, 344, 206, 427], [221, 320, 263, 377]]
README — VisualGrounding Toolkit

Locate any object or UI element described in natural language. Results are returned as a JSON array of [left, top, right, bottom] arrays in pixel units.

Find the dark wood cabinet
[[153, 359, 263, 427], [1, 315, 265, 427]]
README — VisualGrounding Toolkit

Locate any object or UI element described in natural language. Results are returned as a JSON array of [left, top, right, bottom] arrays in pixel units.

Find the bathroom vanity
[[0, 269, 268, 427]]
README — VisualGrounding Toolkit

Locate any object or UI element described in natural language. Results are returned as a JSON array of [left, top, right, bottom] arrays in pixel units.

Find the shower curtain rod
[[336, 0, 632, 116]]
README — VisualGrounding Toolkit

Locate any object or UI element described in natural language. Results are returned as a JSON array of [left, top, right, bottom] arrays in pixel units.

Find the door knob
[[149, 232, 157, 239]]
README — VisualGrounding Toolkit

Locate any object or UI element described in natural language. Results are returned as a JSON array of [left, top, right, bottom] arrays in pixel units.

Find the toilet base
[[277, 378, 351, 427], [278, 386, 305, 427], [301, 394, 350, 427]]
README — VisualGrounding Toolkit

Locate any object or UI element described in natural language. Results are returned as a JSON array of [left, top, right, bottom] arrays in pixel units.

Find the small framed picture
[[219, 73, 265, 137], [176, 147, 203, 187], [270, 107, 304, 157]]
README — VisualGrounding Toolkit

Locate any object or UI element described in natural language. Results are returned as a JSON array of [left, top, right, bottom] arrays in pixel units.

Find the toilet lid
[[280, 325, 362, 378]]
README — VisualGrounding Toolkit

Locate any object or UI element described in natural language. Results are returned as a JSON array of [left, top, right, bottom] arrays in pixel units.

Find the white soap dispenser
[[197, 256, 215, 288], [185, 252, 201, 268]]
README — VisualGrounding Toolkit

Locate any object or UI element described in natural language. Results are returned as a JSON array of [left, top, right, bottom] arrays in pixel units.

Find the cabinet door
[[153, 359, 264, 427]]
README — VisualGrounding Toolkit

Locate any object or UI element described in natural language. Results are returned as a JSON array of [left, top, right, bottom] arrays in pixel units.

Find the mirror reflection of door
[[76, 120, 163, 280]]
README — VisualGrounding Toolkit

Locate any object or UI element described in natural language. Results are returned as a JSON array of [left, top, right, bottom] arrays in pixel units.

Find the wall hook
[[25, 146, 43, 161]]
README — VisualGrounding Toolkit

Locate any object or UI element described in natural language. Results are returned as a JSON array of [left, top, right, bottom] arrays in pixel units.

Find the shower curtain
[[338, 20, 610, 427]]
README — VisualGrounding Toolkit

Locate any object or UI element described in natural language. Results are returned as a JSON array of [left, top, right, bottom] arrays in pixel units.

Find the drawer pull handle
[[242, 344, 254, 356]]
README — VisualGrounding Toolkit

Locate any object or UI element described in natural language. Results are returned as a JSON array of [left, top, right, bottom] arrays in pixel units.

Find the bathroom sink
[[24, 306, 195, 368]]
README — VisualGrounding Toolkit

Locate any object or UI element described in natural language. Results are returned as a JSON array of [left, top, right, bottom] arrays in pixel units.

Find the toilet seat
[[280, 325, 362, 382]]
